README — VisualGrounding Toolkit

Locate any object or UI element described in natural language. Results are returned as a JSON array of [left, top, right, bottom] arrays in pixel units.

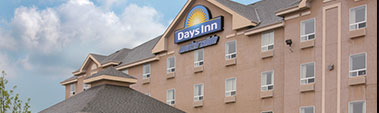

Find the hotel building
[[58, 0, 377, 113]]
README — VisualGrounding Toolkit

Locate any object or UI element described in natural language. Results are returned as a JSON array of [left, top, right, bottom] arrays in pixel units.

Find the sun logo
[[185, 5, 210, 28]]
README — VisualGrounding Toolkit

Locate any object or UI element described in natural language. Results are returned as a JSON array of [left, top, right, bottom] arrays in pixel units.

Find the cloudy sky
[[0, 0, 259, 112]]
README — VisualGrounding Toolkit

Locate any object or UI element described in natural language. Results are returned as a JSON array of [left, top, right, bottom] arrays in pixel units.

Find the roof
[[216, 0, 260, 23], [247, 0, 300, 29], [87, 67, 135, 79], [118, 35, 161, 66], [89, 53, 107, 63], [100, 48, 131, 64], [61, 76, 78, 83], [39, 85, 185, 113]]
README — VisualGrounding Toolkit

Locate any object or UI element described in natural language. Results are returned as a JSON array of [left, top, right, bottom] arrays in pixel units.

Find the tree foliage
[[0, 71, 31, 113]]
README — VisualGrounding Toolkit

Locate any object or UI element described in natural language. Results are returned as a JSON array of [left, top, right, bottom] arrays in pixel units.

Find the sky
[[0, 0, 260, 112]]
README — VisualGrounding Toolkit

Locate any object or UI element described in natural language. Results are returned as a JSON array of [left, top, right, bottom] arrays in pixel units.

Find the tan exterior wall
[[64, 0, 377, 112]]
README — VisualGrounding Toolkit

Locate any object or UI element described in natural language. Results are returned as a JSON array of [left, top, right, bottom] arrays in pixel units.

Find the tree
[[0, 71, 31, 113]]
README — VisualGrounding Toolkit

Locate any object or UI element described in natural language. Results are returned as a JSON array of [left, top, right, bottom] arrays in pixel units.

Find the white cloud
[[0, 28, 17, 50], [0, 0, 166, 78], [0, 53, 17, 79]]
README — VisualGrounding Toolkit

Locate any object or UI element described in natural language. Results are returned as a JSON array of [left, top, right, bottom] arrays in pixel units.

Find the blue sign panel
[[179, 35, 219, 54]]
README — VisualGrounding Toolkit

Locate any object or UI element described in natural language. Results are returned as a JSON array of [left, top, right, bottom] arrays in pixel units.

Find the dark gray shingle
[[87, 67, 135, 79], [39, 85, 186, 113]]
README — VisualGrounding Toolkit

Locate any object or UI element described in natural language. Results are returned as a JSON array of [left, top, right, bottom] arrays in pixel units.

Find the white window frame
[[70, 84, 76, 96], [300, 18, 316, 42], [225, 77, 236, 97], [167, 56, 176, 73], [83, 83, 90, 91], [143, 64, 151, 79], [261, 31, 274, 52], [299, 106, 315, 113], [349, 52, 367, 78], [194, 49, 204, 67], [225, 40, 237, 60], [194, 83, 204, 101], [166, 89, 175, 105], [349, 5, 367, 31], [123, 69, 128, 74], [261, 70, 274, 91], [145, 93, 150, 96], [261, 111, 273, 113], [349, 100, 366, 113], [300, 62, 316, 85]]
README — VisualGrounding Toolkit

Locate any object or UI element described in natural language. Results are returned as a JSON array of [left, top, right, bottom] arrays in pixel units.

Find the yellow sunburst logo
[[185, 5, 210, 28]]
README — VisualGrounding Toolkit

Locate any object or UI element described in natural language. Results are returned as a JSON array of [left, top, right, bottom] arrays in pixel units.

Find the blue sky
[[0, 0, 259, 112]]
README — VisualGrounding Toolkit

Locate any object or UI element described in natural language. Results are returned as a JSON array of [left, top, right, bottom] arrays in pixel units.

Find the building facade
[[60, 0, 377, 113]]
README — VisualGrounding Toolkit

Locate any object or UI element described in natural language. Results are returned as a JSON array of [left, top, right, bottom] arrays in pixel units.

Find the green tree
[[0, 71, 31, 113]]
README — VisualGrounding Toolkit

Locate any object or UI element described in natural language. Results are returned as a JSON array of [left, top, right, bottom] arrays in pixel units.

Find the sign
[[174, 5, 223, 44], [179, 35, 219, 54]]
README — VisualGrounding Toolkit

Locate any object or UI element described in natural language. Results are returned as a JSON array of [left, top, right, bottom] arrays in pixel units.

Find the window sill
[[349, 76, 366, 86], [300, 83, 315, 93], [194, 66, 204, 73], [142, 78, 150, 84], [260, 90, 273, 99], [300, 39, 315, 49], [193, 100, 204, 108], [224, 96, 236, 104], [349, 28, 366, 39], [166, 72, 175, 79], [225, 58, 237, 66], [261, 50, 274, 59]]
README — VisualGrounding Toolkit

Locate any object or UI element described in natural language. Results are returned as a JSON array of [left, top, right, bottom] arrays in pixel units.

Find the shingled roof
[[39, 85, 185, 113], [246, 0, 300, 29], [87, 67, 135, 79], [216, 0, 260, 23]]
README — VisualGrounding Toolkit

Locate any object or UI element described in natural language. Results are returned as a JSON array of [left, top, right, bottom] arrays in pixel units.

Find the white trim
[[299, 106, 315, 113], [349, 5, 367, 31], [225, 77, 237, 97], [194, 49, 204, 67], [300, 18, 316, 42], [348, 100, 366, 113], [193, 83, 204, 101], [261, 111, 273, 113], [261, 30, 275, 52], [166, 88, 176, 105], [143, 64, 151, 79], [225, 40, 237, 60], [349, 52, 367, 78], [300, 62, 316, 85], [166, 56, 176, 73], [261, 70, 274, 91]]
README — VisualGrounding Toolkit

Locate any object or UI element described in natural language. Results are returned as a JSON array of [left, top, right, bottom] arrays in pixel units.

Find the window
[[90, 64, 97, 70], [167, 56, 175, 73], [261, 71, 274, 91], [300, 18, 315, 42], [166, 89, 175, 105], [262, 111, 273, 113], [300, 62, 315, 85], [225, 40, 237, 59], [194, 84, 204, 101], [300, 106, 314, 113], [143, 64, 151, 79], [350, 5, 366, 31], [83, 83, 90, 91], [145, 93, 150, 96], [194, 49, 204, 67], [225, 78, 236, 97], [349, 101, 366, 113], [261, 31, 274, 52], [70, 84, 76, 96], [350, 53, 366, 77], [123, 69, 128, 74]]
